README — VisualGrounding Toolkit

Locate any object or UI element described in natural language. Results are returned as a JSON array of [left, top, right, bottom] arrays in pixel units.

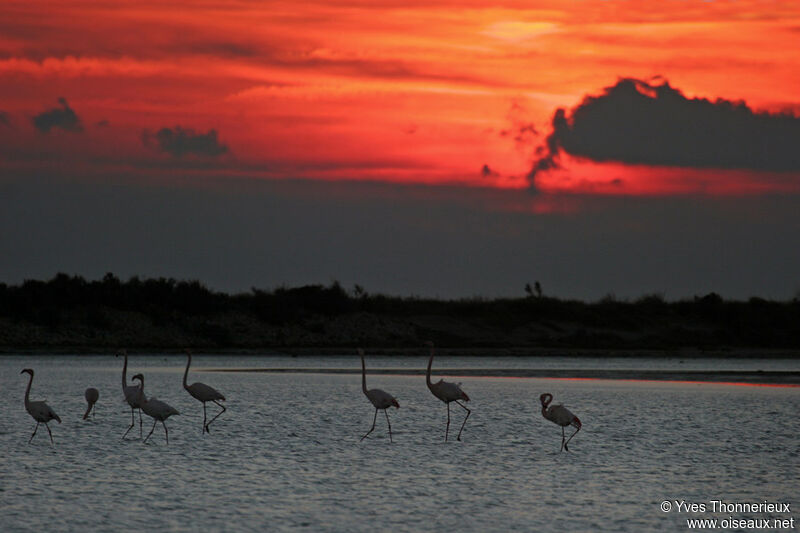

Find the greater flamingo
[[20, 369, 61, 445], [358, 348, 399, 442], [83, 387, 99, 420], [183, 350, 226, 433], [118, 350, 144, 438], [425, 343, 470, 441], [131, 374, 180, 444], [540, 393, 581, 451]]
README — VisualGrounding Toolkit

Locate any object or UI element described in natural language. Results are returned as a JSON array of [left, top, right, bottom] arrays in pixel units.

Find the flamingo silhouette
[[183, 350, 226, 433], [20, 369, 61, 445], [131, 374, 180, 444], [118, 350, 144, 438], [425, 342, 470, 441], [540, 393, 581, 451], [359, 348, 399, 442], [83, 387, 99, 420]]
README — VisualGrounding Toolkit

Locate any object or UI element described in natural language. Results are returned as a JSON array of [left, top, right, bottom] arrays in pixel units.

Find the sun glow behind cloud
[[0, 0, 799, 203]]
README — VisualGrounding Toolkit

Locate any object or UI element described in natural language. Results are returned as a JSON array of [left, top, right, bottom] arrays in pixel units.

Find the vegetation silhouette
[[1, 273, 799, 352]]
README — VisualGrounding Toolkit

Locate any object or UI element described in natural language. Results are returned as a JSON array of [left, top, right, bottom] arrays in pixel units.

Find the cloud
[[500, 100, 539, 150], [142, 126, 229, 158], [529, 77, 800, 185], [32, 97, 83, 133]]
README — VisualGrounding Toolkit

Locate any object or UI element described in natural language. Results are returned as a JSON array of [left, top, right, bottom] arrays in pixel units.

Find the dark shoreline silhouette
[[1, 273, 800, 355]]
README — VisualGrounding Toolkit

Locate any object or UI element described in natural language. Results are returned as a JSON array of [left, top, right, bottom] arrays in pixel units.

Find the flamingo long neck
[[135, 377, 145, 404], [361, 355, 368, 394], [426, 351, 434, 388], [121, 354, 128, 388], [183, 353, 191, 389], [24, 372, 33, 408]]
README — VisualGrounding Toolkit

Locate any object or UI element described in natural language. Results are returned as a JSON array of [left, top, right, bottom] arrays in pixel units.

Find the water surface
[[1, 355, 798, 532]]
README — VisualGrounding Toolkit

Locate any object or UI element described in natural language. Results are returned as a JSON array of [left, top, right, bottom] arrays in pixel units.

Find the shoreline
[[204, 367, 800, 386], [2, 346, 800, 358]]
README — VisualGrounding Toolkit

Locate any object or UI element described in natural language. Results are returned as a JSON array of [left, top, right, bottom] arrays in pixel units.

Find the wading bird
[[425, 342, 470, 441], [359, 348, 399, 442], [540, 393, 581, 452], [20, 369, 61, 445], [183, 350, 226, 433], [83, 387, 99, 420], [118, 350, 144, 439], [131, 374, 180, 444]]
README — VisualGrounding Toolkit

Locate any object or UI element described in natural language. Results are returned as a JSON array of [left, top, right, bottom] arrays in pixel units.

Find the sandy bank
[[205, 367, 800, 386]]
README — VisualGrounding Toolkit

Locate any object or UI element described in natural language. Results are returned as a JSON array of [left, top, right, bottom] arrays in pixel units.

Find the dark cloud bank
[[143, 126, 228, 157], [32, 97, 83, 133], [530, 77, 800, 184], [3, 175, 800, 301]]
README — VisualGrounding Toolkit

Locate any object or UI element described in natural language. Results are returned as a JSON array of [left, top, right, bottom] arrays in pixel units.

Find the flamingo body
[[21, 369, 61, 445], [428, 379, 470, 403], [83, 387, 99, 420], [540, 393, 581, 451], [185, 381, 225, 403], [141, 397, 181, 421], [365, 388, 400, 410]]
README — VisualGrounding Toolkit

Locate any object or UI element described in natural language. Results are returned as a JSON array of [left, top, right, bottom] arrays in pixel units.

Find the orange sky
[[1, 0, 799, 197]]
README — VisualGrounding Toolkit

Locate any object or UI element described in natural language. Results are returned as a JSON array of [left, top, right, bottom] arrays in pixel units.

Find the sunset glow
[[2, 0, 799, 202]]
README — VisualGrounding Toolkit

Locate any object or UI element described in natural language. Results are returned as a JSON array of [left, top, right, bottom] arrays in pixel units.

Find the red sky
[[1, 0, 799, 199]]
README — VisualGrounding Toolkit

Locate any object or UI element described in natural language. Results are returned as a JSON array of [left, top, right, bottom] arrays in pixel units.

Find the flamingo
[[20, 369, 61, 445], [183, 350, 226, 433], [131, 374, 180, 444], [118, 350, 144, 438], [83, 387, 99, 420], [425, 343, 470, 441], [358, 348, 399, 442], [540, 393, 581, 452]]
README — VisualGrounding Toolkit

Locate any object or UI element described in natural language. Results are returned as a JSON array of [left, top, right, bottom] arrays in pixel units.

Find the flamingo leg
[[202, 402, 208, 434], [45, 423, 54, 445], [560, 426, 566, 452], [445, 402, 451, 442], [163, 421, 169, 444], [384, 409, 393, 443], [206, 400, 227, 433], [454, 400, 471, 441], [205, 400, 226, 433], [361, 408, 378, 441], [29, 422, 40, 444], [144, 419, 157, 444], [138, 408, 142, 437], [122, 407, 136, 439], [564, 425, 580, 451]]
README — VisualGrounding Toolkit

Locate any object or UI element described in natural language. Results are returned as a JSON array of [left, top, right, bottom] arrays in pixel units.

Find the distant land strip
[[5, 274, 800, 352], [205, 368, 800, 386]]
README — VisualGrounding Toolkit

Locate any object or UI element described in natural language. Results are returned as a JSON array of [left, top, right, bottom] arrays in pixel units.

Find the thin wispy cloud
[[142, 126, 229, 158]]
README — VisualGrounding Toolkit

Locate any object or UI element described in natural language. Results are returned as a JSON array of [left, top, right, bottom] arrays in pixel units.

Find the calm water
[[1, 355, 798, 532]]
